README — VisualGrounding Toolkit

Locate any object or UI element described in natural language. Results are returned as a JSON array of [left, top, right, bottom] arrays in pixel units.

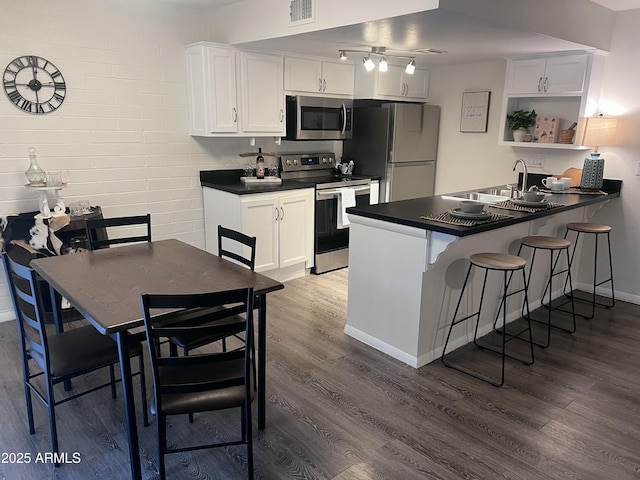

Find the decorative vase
[[25, 147, 47, 186], [512, 128, 527, 142], [580, 152, 605, 190]]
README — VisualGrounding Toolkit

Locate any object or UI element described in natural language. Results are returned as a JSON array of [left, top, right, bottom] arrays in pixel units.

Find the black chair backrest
[[84, 214, 151, 250], [141, 288, 254, 396], [2, 253, 50, 369], [217, 225, 256, 270]]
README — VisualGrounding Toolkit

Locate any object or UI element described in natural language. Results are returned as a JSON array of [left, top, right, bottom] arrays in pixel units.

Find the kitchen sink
[[441, 187, 512, 204]]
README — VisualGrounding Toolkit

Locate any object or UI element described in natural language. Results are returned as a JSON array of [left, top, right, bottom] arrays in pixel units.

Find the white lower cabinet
[[203, 187, 314, 281]]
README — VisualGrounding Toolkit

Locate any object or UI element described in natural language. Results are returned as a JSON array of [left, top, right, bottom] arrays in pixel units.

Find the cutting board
[[561, 167, 583, 187]]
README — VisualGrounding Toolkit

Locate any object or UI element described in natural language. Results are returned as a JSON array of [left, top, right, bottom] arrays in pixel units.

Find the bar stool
[[516, 236, 577, 349], [564, 223, 615, 319], [441, 252, 534, 387]]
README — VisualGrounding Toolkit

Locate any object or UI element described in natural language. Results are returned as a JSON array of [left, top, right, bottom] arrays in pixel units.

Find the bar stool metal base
[[441, 253, 534, 387], [515, 236, 577, 349], [563, 223, 615, 320]]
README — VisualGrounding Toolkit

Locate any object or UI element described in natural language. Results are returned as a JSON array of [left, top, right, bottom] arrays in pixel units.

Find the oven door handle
[[316, 185, 370, 200]]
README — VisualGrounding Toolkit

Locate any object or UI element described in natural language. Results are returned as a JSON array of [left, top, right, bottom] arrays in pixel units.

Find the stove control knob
[[293, 159, 298, 165], [285, 159, 291, 166], [321, 157, 327, 164], [328, 157, 334, 164]]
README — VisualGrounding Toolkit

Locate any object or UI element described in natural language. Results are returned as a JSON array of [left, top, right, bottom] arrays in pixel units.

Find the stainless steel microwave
[[285, 95, 353, 140]]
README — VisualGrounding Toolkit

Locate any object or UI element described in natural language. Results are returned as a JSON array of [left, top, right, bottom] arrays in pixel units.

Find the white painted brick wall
[[0, 0, 339, 322]]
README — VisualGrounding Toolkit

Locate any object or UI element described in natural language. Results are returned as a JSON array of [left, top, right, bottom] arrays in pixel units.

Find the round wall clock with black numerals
[[3, 55, 66, 114]]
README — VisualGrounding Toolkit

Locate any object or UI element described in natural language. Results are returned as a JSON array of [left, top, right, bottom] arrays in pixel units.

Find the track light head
[[339, 50, 347, 61], [378, 56, 388, 72], [405, 58, 416, 75], [363, 56, 375, 72]]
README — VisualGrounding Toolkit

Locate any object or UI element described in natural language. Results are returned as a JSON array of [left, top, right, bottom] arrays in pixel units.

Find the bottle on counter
[[256, 148, 265, 179]]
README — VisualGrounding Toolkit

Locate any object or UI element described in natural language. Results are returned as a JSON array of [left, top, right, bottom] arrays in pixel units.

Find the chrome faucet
[[512, 158, 528, 195]]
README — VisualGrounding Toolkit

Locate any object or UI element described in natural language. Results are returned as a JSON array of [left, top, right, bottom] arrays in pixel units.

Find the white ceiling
[[236, 9, 590, 67], [152, 0, 640, 67]]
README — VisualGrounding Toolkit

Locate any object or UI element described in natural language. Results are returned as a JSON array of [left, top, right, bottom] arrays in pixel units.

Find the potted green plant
[[506, 109, 537, 142]]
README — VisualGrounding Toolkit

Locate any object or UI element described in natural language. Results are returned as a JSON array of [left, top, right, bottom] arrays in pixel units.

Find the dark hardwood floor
[[1, 268, 639, 479]]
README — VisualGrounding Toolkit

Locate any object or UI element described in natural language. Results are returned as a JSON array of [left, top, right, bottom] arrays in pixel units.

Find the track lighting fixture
[[338, 47, 422, 73]]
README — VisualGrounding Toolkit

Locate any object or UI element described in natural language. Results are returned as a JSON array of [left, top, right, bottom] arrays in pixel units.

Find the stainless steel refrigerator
[[344, 102, 440, 203]]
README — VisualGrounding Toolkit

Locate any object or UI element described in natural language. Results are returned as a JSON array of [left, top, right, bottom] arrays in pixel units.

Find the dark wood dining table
[[30, 238, 284, 480]]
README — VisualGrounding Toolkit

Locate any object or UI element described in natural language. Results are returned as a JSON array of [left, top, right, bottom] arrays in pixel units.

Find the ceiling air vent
[[289, 0, 314, 26]]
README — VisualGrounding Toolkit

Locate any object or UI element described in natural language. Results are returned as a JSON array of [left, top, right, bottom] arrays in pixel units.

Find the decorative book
[[534, 115, 559, 143]]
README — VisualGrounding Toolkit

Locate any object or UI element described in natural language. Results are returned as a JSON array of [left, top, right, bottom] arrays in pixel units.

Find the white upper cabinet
[[354, 63, 429, 101], [284, 56, 354, 96], [186, 43, 285, 137], [239, 51, 285, 134], [505, 54, 588, 95]]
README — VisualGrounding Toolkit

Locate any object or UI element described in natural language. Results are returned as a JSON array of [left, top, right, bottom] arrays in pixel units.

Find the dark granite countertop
[[346, 178, 622, 237], [200, 169, 316, 194]]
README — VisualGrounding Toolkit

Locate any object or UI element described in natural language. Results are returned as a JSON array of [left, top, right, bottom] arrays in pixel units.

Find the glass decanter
[[25, 147, 47, 186]]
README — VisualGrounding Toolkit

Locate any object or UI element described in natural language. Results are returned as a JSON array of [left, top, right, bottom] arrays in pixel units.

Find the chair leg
[[109, 364, 117, 399], [22, 358, 36, 434], [45, 377, 60, 467], [138, 355, 149, 427], [244, 402, 254, 480], [157, 415, 167, 480], [181, 347, 195, 424]]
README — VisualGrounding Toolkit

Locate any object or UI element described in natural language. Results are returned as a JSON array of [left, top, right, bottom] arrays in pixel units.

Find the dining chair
[[168, 225, 257, 357], [1, 252, 149, 464], [141, 288, 255, 480], [84, 213, 151, 250]]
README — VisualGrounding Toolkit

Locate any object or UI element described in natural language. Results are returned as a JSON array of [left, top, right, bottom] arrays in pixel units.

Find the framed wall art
[[460, 91, 491, 133]]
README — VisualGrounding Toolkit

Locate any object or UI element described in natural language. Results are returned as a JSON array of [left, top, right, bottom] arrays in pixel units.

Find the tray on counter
[[240, 176, 282, 185]]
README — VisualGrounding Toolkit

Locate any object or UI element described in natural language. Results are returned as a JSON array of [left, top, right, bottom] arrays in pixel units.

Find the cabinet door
[[544, 54, 587, 94], [205, 46, 238, 133], [321, 61, 354, 95], [186, 45, 238, 135], [403, 67, 429, 100], [504, 57, 547, 94], [240, 195, 279, 272], [240, 51, 285, 134], [376, 65, 406, 97], [284, 57, 323, 93], [278, 190, 313, 268]]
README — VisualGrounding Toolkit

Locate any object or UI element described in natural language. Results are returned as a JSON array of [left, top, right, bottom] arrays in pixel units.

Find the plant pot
[[512, 128, 527, 142]]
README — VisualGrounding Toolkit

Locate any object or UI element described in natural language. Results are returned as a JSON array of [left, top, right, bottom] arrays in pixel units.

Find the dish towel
[[337, 188, 356, 229]]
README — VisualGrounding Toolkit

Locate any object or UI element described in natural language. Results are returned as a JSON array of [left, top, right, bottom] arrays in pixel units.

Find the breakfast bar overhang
[[344, 181, 621, 368]]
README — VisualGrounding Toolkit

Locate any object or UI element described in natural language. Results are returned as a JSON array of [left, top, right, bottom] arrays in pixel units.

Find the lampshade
[[581, 115, 618, 152], [579, 115, 618, 190]]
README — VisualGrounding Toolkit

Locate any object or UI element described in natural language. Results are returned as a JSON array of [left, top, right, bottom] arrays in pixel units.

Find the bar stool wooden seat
[[516, 235, 577, 349], [564, 222, 615, 319], [441, 253, 534, 387]]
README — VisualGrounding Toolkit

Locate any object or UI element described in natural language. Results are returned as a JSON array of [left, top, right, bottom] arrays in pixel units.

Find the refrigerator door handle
[[341, 103, 347, 136]]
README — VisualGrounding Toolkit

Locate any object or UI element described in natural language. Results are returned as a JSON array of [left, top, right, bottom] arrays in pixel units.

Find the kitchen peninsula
[[344, 180, 621, 368]]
